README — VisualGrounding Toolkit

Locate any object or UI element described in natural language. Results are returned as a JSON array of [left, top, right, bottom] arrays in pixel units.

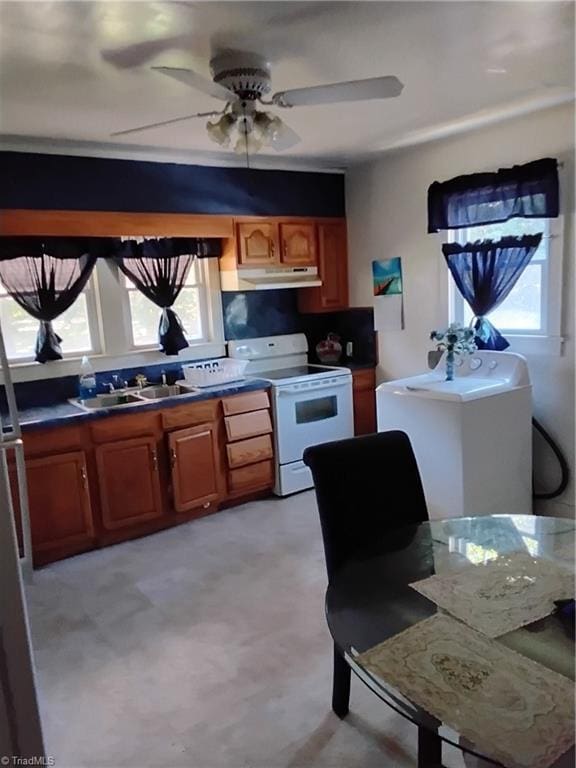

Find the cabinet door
[[317, 222, 349, 310], [25, 451, 94, 553], [279, 223, 317, 265], [168, 424, 219, 514], [298, 221, 349, 313], [352, 369, 376, 435], [96, 436, 163, 530], [236, 221, 279, 266]]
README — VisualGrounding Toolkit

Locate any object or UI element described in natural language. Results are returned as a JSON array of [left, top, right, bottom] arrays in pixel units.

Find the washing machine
[[376, 351, 532, 520]]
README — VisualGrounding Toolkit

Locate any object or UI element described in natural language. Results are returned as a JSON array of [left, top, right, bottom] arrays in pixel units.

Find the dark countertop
[[10, 378, 271, 433]]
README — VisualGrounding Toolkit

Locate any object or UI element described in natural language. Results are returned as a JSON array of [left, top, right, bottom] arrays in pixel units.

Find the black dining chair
[[303, 430, 429, 726]]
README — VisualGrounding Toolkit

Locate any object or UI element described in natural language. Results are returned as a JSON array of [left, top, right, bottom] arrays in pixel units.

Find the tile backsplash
[[302, 307, 377, 366], [222, 290, 302, 340]]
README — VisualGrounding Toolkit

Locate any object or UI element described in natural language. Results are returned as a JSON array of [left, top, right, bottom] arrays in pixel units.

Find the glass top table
[[325, 515, 575, 766]]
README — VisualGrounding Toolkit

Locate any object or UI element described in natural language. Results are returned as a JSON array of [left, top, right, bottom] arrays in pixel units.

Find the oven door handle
[[276, 378, 351, 396]]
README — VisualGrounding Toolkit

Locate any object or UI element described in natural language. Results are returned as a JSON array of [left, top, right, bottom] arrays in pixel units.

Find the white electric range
[[228, 334, 354, 496]]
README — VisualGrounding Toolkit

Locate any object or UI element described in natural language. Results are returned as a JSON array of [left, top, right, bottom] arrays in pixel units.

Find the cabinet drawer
[[221, 390, 269, 416], [224, 409, 272, 442], [352, 368, 376, 391], [23, 425, 85, 456], [161, 400, 219, 430], [228, 460, 274, 493], [90, 412, 159, 443], [227, 435, 273, 469]]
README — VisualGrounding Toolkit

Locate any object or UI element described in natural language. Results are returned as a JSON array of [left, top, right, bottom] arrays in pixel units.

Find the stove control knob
[[469, 357, 482, 371], [455, 358, 464, 367], [488, 360, 498, 370]]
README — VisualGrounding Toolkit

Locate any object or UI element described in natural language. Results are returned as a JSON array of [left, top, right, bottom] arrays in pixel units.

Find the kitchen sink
[[138, 384, 196, 400], [71, 392, 146, 411], [70, 383, 200, 411]]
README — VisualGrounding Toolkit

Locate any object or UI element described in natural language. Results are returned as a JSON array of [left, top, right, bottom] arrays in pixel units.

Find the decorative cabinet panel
[[352, 369, 377, 436], [168, 423, 220, 514], [25, 451, 94, 556], [298, 221, 349, 313], [96, 436, 163, 530], [236, 221, 278, 266], [279, 223, 317, 265]]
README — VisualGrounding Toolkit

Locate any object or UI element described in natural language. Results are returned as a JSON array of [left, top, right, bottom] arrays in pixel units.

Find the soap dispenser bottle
[[78, 356, 97, 401]]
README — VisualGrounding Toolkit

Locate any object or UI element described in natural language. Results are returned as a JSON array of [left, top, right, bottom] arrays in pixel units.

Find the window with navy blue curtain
[[0, 238, 102, 363], [428, 157, 559, 350], [442, 235, 542, 350], [111, 237, 220, 356]]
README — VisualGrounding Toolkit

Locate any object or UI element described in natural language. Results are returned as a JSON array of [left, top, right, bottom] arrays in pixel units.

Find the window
[[124, 258, 208, 348], [449, 216, 563, 354], [0, 279, 100, 362]]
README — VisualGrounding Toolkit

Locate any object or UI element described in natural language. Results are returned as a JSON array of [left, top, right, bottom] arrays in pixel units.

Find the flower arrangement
[[430, 323, 477, 381]]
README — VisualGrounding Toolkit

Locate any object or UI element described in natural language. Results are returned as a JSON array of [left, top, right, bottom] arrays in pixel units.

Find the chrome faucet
[[106, 374, 128, 393]]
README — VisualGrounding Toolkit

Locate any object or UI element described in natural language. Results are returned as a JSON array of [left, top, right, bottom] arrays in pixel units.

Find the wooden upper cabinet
[[279, 223, 317, 265], [298, 221, 349, 313], [96, 436, 163, 530], [168, 423, 220, 514], [24, 451, 94, 554], [236, 221, 279, 266]]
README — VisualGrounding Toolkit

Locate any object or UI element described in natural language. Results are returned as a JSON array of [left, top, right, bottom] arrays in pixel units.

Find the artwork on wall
[[372, 258, 404, 330]]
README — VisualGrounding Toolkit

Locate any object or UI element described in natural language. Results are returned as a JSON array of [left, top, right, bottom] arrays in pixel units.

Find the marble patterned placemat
[[411, 552, 574, 638], [357, 613, 575, 768]]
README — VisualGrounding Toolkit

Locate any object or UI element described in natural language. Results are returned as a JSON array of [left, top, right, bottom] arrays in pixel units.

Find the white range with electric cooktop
[[228, 334, 354, 496]]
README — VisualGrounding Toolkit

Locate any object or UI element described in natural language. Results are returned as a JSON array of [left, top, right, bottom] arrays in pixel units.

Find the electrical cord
[[532, 417, 570, 499]]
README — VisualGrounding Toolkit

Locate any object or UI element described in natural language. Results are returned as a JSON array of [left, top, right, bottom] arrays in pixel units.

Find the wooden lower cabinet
[[26, 451, 94, 561], [96, 436, 163, 530], [19, 388, 273, 566], [168, 423, 220, 514], [352, 368, 377, 435]]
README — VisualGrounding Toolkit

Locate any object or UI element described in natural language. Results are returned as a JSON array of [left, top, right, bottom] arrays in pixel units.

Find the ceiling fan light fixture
[[206, 113, 236, 147], [234, 129, 263, 155]]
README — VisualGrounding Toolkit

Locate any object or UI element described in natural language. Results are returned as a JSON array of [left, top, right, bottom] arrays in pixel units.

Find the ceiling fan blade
[[111, 111, 221, 137], [273, 76, 403, 108], [271, 121, 301, 152], [152, 66, 238, 103]]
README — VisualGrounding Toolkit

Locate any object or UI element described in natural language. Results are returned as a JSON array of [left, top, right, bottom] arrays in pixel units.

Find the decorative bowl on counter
[[316, 333, 343, 364]]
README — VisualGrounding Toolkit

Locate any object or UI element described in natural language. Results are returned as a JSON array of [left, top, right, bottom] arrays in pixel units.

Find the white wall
[[346, 103, 575, 517]]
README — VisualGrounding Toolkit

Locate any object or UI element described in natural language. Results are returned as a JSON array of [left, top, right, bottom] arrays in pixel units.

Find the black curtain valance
[[0, 237, 111, 261], [428, 157, 559, 233], [111, 237, 222, 260]]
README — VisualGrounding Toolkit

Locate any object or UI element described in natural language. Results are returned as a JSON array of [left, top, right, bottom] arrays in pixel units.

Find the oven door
[[273, 376, 354, 465]]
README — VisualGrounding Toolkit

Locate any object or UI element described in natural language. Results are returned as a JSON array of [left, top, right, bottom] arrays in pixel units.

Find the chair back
[[303, 430, 428, 580]]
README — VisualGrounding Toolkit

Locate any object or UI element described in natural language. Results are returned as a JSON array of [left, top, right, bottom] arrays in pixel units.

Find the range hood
[[219, 265, 322, 291]]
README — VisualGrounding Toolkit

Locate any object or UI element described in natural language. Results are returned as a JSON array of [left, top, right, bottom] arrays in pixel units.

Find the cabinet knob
[[170, 448, 177, 468], [80, 466, 88, 488], [151, 448, 158, 472], [203, 502, 210, 509]]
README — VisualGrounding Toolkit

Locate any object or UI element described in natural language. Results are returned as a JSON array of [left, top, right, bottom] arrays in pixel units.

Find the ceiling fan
[[111, 50, 404, 155]]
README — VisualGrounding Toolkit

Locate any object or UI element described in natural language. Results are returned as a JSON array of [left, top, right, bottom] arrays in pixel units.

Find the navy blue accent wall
[[0, 152, 345, 216], [222, 290, 302, 340]]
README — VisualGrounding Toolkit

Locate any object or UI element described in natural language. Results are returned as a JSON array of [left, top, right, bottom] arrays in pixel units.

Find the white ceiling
[[0, 1, 574, 169]]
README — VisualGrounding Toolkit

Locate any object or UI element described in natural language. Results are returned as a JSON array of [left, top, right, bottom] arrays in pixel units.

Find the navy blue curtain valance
[[0, 237, 111, 261], [111, 237, 221, 260], [428, 157, 559, 233], [442, 234, 542, 350]]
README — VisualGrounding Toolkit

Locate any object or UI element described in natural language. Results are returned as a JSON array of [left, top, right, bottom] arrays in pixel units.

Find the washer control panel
[[456, 351, 529, 386]]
